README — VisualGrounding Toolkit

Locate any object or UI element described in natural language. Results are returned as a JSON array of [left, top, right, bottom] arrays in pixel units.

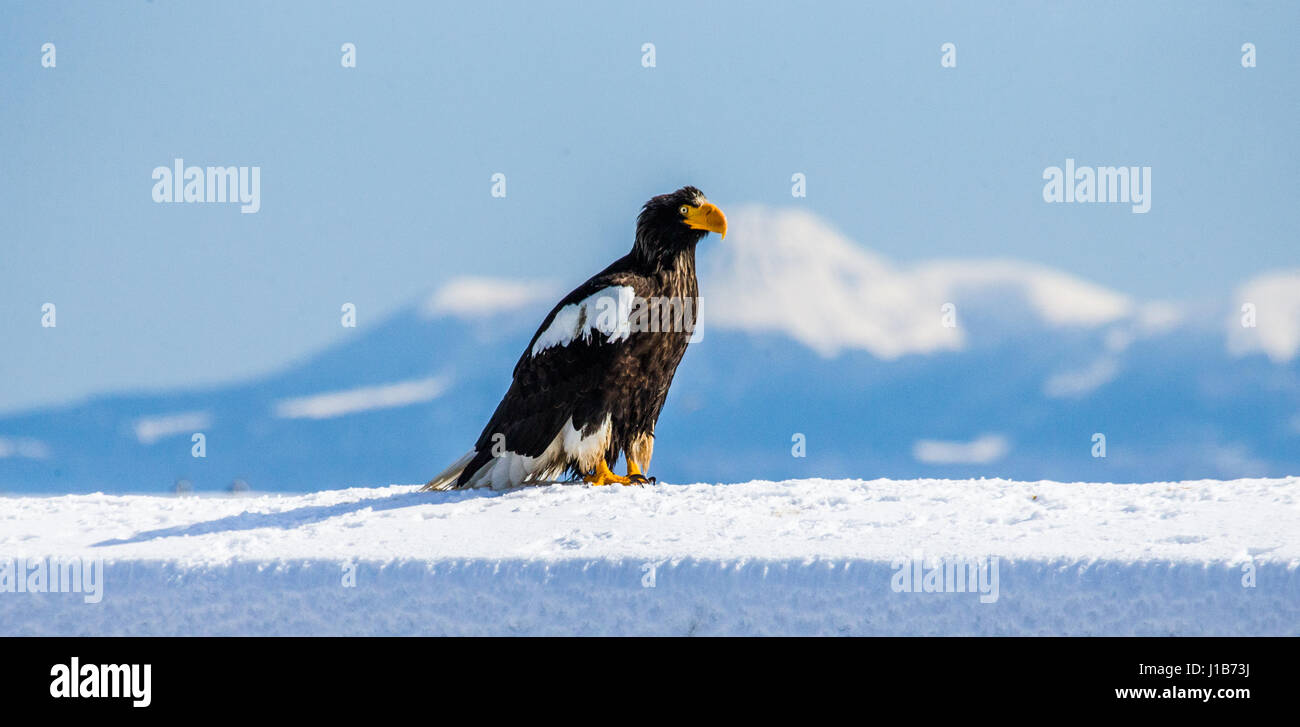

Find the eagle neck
[[631, 239, 698, 280]]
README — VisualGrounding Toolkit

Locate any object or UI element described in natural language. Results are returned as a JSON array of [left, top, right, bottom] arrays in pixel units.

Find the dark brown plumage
[[423, 186, 726, 490]]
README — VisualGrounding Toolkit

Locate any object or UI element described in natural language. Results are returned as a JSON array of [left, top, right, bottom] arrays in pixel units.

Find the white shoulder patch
[[530, 285, 636, 357]]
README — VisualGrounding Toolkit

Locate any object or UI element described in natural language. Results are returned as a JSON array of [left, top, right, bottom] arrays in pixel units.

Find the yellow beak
[[683, 202, 727, 239]]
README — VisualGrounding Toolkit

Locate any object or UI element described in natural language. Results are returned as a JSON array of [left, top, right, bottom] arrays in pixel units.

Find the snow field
[[2, 478, 1296, 635]]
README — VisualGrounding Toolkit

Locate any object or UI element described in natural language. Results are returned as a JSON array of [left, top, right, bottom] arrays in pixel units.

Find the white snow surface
[[2, 477, 1296, 636]]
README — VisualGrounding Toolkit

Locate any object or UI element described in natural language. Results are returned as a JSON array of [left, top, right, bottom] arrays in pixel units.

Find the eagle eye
[[679, 205, 690, 216]]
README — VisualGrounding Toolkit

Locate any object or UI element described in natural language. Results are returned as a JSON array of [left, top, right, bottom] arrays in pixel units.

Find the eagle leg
[[584, 459, 634, 486], [626, 459, 656, 485]]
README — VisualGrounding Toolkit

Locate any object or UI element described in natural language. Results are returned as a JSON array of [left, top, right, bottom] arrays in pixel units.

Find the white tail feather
[[421, 449, 476, 491]]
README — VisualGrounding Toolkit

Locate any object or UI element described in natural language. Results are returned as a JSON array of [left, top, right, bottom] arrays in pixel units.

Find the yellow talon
[[625, 459, 653, 484], [584, 459, 633, 486]]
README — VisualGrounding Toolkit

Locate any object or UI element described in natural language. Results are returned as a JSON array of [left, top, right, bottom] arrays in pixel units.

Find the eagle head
[[635, 186, 727, 259]]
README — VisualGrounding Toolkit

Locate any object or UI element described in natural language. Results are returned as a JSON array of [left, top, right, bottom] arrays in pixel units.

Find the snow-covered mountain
[[2, 207, 1298, 493]]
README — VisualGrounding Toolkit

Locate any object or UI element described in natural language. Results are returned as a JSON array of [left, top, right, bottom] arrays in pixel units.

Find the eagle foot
[[627, 473, 656, 485], [584, 460, 633, 486]]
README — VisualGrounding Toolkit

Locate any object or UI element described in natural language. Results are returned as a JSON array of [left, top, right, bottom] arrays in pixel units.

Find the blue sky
[[2, 1, 1297, 414]]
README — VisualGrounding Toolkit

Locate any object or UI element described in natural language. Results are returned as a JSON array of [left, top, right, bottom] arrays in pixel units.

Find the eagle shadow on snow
[[89, 488, 508, 548]]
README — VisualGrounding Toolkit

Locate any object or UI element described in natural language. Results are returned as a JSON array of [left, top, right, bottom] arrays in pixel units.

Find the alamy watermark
[[50, 657, 151, 707], [890, 552, 1000, 604], [529, 291, 704, 357], [1042, 158, 1150, 214], [151, 158, 260, 213], [0, 556, 104, 603]]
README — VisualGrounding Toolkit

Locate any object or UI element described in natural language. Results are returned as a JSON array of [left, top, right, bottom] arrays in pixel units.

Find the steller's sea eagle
[[423, 186, 726, 489]]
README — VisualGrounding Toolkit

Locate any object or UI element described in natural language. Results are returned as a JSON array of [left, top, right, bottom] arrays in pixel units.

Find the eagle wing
[[449, 262, 653, 488]]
